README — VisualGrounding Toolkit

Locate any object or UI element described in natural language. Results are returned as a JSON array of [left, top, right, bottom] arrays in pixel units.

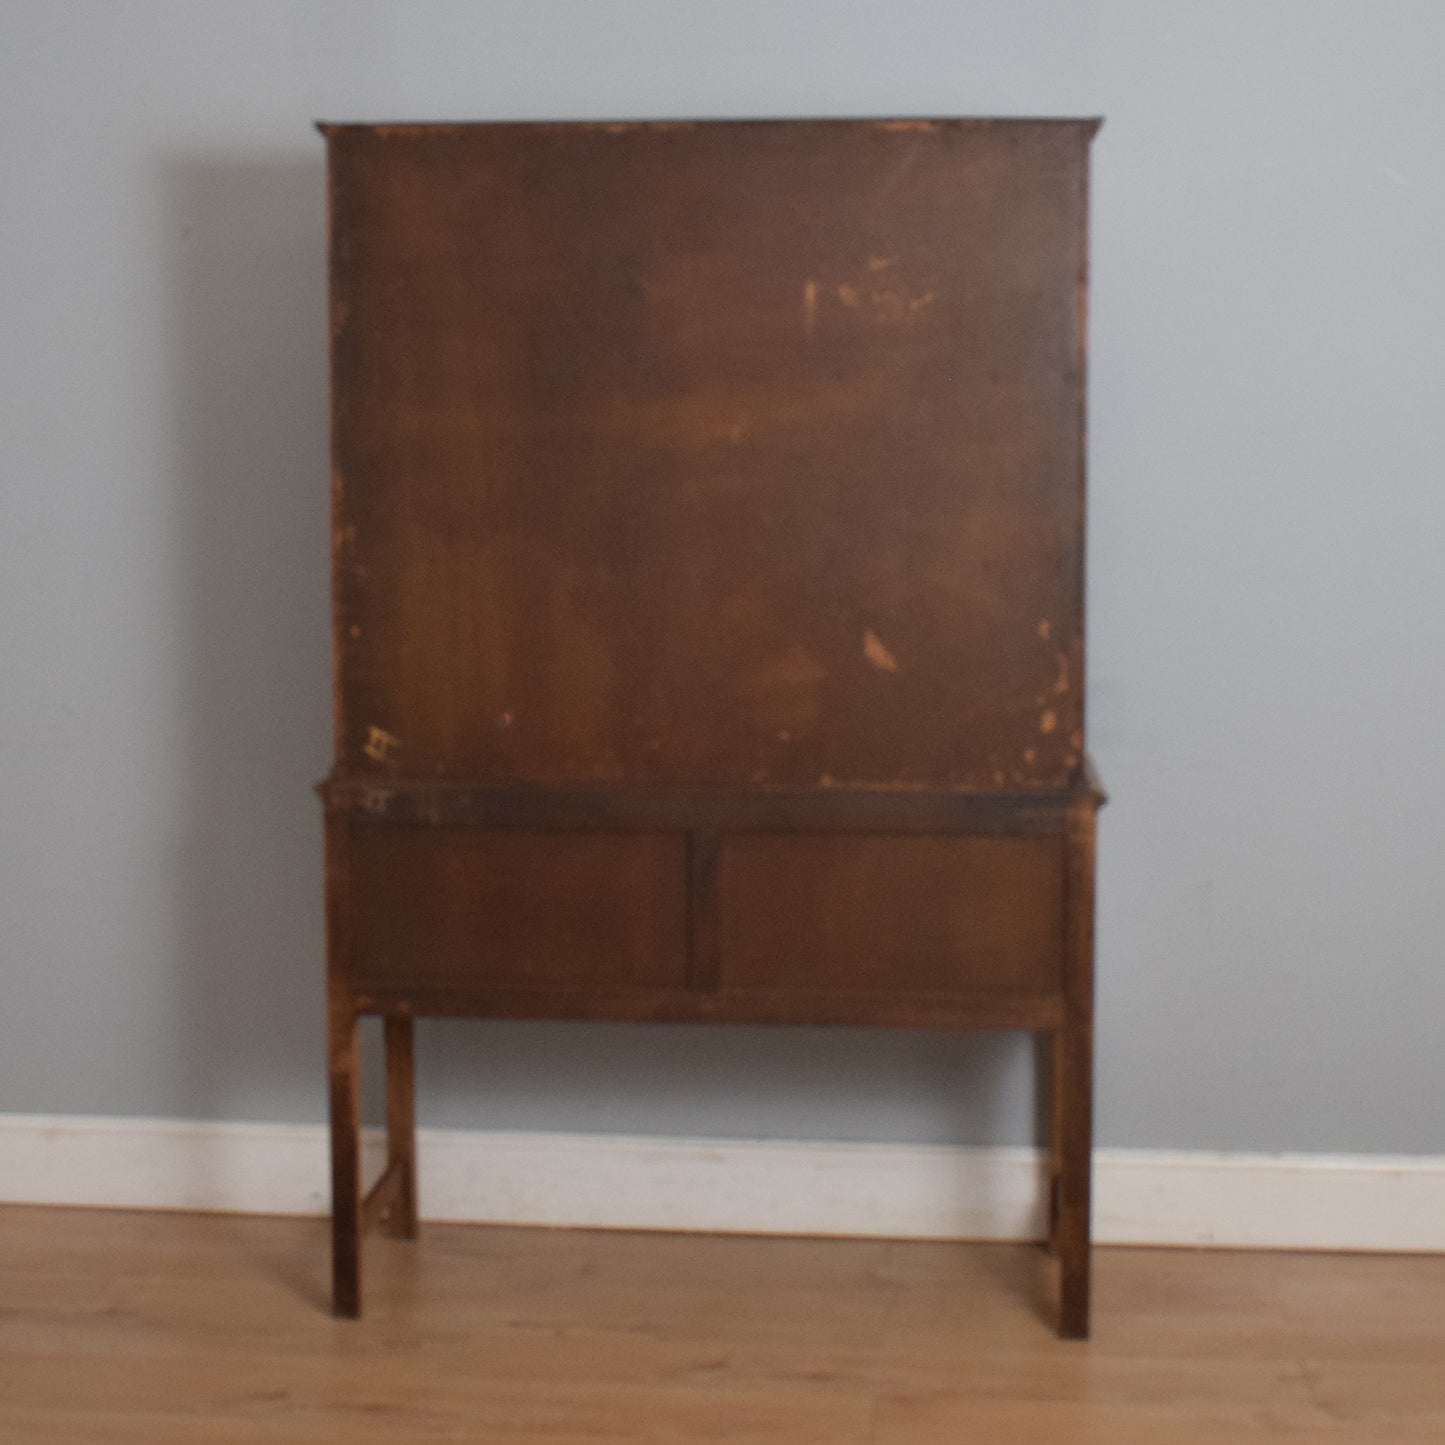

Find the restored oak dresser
[[318, 117, 1105, 1337]]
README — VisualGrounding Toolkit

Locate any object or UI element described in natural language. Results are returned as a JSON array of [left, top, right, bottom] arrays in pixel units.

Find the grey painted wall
[[2, 1, 1442, 1154]]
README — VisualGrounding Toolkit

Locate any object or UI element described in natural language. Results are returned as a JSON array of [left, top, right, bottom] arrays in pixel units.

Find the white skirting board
[[1, 1114, 1442, 1252]]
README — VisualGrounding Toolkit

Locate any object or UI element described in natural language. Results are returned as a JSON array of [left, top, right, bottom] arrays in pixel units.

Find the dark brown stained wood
[[360, 1156, 406, 1234], [323, 812, 362, 1318], [319, 775, 1092, 834], [326, 119, 1091, 790], [686, 830, 722, 992], [382, 1014, 418, 1239], [319, 116, 1105, 1337], [719, 835, 1064, 998], [1056, 796, 1098, 1339], [347, 829, 688, 993], [349, 981, 1066, 1032]]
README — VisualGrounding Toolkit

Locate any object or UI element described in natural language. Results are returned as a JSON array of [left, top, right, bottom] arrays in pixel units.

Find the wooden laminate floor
[[1, 1204, 1442, 1442]]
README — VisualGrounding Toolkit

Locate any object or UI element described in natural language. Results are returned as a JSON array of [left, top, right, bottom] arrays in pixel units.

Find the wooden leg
[[325, 810, 363, 1318], [328, 1002, 362, 1318], [1046, 1032, 1064, 1258], [1057, 799, 1098, 1340], [383, 1014, 419, 1240], [1055, 1019, 1093, 1338]]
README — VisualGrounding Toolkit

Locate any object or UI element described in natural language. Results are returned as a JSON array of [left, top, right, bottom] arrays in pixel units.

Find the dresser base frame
[[321, 773, 1102, 1339]]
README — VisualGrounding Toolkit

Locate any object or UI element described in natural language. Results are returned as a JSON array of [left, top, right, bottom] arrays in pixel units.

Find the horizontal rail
[[318, 774, 1103, 835], [360, 1157, 405, 1234], [347, 983, 1066, 1033]]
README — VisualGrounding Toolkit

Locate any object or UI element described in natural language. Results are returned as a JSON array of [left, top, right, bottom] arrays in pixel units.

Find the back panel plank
[[718, 834, 1066, 998], [348, 829, 688, 993], [327, 120, 1090, 789]]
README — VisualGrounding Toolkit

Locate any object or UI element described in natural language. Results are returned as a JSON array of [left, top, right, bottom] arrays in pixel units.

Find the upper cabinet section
[[325, 120, 1097, 789]]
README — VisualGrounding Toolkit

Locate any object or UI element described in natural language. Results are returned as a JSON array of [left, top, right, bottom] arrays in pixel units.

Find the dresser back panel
[[326, 120, 1091, 790]]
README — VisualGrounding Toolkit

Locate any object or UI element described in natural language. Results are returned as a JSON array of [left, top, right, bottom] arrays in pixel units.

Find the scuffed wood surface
[[327, 120, 1092, 789]]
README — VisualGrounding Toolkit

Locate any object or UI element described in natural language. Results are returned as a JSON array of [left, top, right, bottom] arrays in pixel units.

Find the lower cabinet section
[[325, 786, 1098, 1334], [347, 826, 1063, 1007]]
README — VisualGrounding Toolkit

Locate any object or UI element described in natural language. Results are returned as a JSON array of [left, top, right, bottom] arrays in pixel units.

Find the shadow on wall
[[165, 153, 333, 1126], [161, 150, 1050, 1156]]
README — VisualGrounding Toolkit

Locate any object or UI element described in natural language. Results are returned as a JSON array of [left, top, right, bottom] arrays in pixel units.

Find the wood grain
[[3, 1205, 1443, 1444], [326, 119, 1090, 790], [347, 829, 688, 994], [320, 117, 1104, 1334], [719, 833, 1064, 998]]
